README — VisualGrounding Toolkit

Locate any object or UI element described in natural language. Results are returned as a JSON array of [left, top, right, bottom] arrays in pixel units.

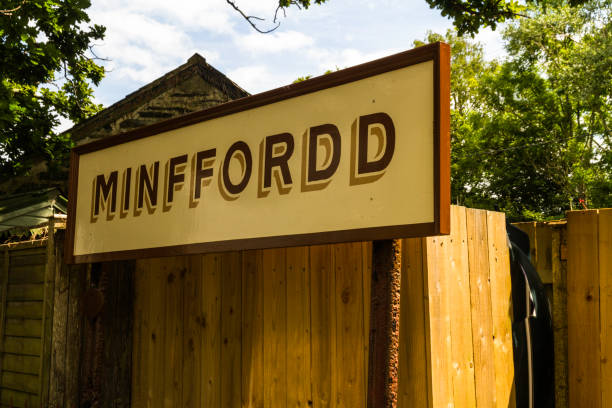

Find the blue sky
[[86, 0, 506, 107]]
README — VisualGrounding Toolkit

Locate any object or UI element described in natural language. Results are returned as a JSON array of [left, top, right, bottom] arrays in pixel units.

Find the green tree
[[425, 0, 590, 35], [424, 0, 611, 220], [0, 0, 105, 183]]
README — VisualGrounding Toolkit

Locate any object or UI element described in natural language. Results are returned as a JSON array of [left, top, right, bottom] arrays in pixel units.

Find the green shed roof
[[0, 188, 67, 233]]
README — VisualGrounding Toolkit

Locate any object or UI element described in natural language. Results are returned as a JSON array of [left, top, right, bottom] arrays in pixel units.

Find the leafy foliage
[[235, 0, 590, 36], [422, 0, 611, 220], [0, 0, 105, 181], [425, 0, 528, 35]]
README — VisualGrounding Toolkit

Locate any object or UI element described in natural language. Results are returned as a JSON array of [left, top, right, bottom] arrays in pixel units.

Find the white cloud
[[307, 47, 402, 73], [92, 0, 238, 33], [227, 65, 296, 94], [237, 30, 314, 54], [90, 5, 222, 84]]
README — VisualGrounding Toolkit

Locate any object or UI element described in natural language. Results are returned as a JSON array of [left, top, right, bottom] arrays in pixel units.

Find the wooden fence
[[0, 238, 54, 408], [566, 209, 612, 408], [131, 205, 516, 408], [516, 209, 612, 408]]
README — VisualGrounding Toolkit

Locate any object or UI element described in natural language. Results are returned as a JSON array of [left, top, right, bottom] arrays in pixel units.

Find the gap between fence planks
[[130, 206, 515, 408]]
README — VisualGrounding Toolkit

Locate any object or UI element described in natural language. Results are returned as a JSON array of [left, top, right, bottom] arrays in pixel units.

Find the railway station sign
[[65, 42, 450, 263]]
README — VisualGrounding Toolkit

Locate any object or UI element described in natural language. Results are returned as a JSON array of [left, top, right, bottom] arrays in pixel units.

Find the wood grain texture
[[162, 257, 184, 407], [0, 243, 56, 408], [221, 252, 242, 408], [0, 248, 9, 395], [262, 248, 287, 408], [599, 210, 612, 408], [286, 246, 311, 408], [425, 232, 454, 408], [398, 238, 430, 408], [3, 355, 40, 375], [241, 250, 264, 408], [309, 245, 335, 408], [64, 262, 84, 408], [182, 255, 202, 408], [567, 210, 601, 408], [0, 388, 39, 408], [127, 206, 517, 408], [448, 206, 477, 408], [535, 224, 553, 284], [362, 241, 372, 390], [551, 226, 568, 408], [150, 258, 168, 406], [131, 259, 149, 407], [466, 209, 495, 407], [335, 242, 365, 408], [487, 210, 515, 408], [6, 301, 43, 319], [202, 253, 222, 407]]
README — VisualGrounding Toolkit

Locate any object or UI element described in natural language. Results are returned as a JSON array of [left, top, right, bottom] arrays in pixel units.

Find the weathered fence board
[[131, 206, 516, 407], [600, 210, 612, 408], [568, 210, 602, 407], [0, 238, 54, 408], [466, 209, 496, 408], [521, 209, 612, 408]]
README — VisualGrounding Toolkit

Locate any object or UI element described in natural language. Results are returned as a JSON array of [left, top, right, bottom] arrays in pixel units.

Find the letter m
[[94, 171, 119, 217]]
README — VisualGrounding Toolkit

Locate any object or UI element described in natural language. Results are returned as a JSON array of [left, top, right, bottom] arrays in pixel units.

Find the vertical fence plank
[[310, 245, 335, 408], [335, 242, 366, 407], [0, 248, 8, 395], [362, 241, 372, 394], [398, 238, 430, 408], [221, 252, 242, 408], [182, 255, 203, 408], [448, 206, 477, 408], [40, 224, 54, 407], [202, 253, 222, 408], [162, 258, 185, 407], [286, 247, 312, 408], [599, 210, 612, 408], [567, 210, 601, 408], [535, 225, 553, 284], [552, 225, 568, 408], [143, 258, 167, 406], [263, 248, 287, 408], [466, 209, 496, 408], [50, 237, 68, 407], [515, 222, 537, 262], [132, 260, 149, 407], [487, 210, 515, 408], [242, 250, 264, 408], [425, 233, 454, 408]]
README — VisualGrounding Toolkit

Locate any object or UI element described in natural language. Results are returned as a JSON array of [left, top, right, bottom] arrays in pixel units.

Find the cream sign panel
[[66, 43, 450, 263]]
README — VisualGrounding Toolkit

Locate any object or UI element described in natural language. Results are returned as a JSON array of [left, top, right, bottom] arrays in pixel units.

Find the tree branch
[[0, 0, 25, 16], [88, 46, 110, 62], [226, 0, 280, 34]]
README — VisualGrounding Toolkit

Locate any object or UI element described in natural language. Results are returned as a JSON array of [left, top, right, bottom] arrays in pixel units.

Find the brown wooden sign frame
[[65, 42, 450, 264]]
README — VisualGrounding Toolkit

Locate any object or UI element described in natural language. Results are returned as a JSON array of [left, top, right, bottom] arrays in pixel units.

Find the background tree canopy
[[421, 0, 611, 220], [0, 0, 104, 182]]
